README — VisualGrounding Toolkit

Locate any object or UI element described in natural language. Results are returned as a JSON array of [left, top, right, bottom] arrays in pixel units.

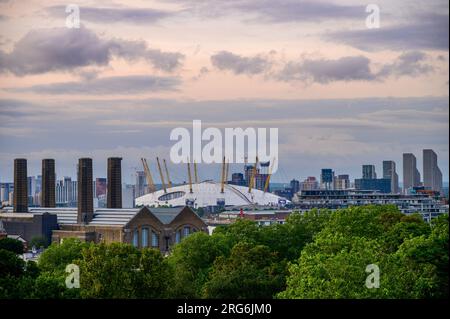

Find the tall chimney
[[107, 157, 122, 209], [13, 158, 28, 212], [41, 159, 56, 207], [77, 158, 93, 224]]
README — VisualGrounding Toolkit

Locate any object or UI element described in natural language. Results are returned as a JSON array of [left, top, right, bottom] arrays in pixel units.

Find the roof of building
[[135, 181, 290, 208], [0, 206, 192, 227]]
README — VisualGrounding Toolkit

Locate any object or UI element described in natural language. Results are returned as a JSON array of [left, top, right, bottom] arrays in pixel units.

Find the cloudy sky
[[0, 0, 448, 184]]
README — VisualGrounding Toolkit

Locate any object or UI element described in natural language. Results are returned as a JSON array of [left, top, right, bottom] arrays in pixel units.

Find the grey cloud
[[235, 0, 364, 23], [211, 51, 272, 75], [325, 13, 449, 51], [0, 27, 184, 76], [170, 0, 364, 22], [377, 51, 434, 78], [46, 6, 172, 25], [276, 52, 435, 84], [278, 56, 376, 83], [10, 75, 181, 95]]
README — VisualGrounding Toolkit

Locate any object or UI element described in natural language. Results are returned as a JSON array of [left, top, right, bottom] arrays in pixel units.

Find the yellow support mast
[[141, 158, 156, 193], [220, 156, 226, 193], [248, 156, 259, 193], [187, 161, 193, 194], [225, 159, 229, 185], [163, 159, 172, 188], [156, 157, 167, 193], [264, 158, 276, 193], [194, 161, 199, 184]]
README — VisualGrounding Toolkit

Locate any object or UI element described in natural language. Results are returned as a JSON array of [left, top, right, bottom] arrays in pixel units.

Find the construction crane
[[140, 158, 156, 193], [156, 157, 167, 194], [248, 156, 259, 193], [163, 159, 172, 188], [264, 158, 276, 193], [220, 156, 226, 193], [187, 161, 193, 194], [194, 161, 199, 184]]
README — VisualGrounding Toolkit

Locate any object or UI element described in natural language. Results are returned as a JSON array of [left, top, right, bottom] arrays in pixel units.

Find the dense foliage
[[0, 205, 448, 299]]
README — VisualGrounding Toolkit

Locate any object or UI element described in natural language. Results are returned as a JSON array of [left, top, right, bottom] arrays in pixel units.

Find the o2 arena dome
[[135, 181, 290, 208]]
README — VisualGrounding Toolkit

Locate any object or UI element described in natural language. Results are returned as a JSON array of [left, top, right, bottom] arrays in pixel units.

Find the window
[[183, 226, 190, 238], [133, 229, 139, 247], [151, 231, 159, 248], [175, 230, 181, 243], [142, 228, 149, 247]]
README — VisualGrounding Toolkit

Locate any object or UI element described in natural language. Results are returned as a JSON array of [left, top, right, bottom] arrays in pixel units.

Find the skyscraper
[[423, 149, 443, 193], [321, 169, 334, 189], [95, 178, 107, 198], [362, 165, 377, 179], [383, 160, 399, 194], [335, 174, 350, 190], [403, 153, 421, 192], [135, 170, 147, 198]]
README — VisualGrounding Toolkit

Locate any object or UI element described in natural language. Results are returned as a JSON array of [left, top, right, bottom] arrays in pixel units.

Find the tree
[[203, 242, 287, 299], [279, 207, 448, 299], [0, 249, 25, 277], [30, 236, 49, 249], [38, 238, 89, 274], [79, 243, 171, 298], [0, 238, 24, 254], [168, 232, 232, 298]]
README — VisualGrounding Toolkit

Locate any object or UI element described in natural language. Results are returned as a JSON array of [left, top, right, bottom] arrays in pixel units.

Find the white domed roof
[[135, 181, 289, 208]]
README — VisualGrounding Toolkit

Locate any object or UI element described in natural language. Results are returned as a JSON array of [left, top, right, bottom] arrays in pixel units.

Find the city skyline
[[0, 0, 448, 184]]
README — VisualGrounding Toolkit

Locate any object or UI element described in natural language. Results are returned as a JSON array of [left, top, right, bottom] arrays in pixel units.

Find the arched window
[[142, 228, 149, 247], [151, 231, 159, 248], [175, 230, 181, 243], [133, 229, 139, 247], [183, 226, 190, 238]]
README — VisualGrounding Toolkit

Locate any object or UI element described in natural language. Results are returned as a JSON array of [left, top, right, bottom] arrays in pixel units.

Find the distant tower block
[[107, 157, 122, 209], [13, 158, 28, 213], [41, 159, 56, 207], [77, 158, 94, 224]]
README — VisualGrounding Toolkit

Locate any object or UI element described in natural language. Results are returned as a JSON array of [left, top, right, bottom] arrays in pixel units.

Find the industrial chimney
[[77, 158, 93, 224], [107, 157, 122, 209], [13, 158, 28, 213], [41, 159, 56, 207]]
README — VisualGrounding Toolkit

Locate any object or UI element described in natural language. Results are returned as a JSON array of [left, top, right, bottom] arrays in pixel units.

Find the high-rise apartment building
[[423, 149, 443, 193], [383, 160, 399, 194], [403, 153, 421, 191], [335, 174, 350, 190], [321, 169, 334, 190], [135, 171, 147, 198], [362, 165, 377, 179]]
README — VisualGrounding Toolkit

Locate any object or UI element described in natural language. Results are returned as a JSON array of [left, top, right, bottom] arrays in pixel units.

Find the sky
[[0, 0, 448, 184]]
